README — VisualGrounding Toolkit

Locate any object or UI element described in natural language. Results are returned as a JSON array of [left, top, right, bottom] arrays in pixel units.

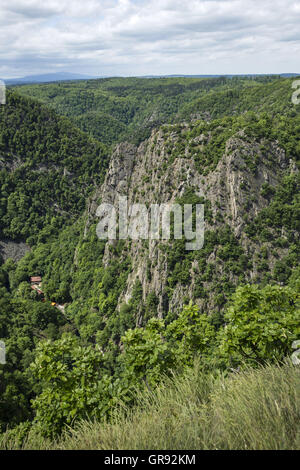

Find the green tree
[[30, 334, 124, 437], [121, 318, 174, 388], [166, 303, 215, 366], [121, 304, 215, 387], [217, 284, 300, 366]]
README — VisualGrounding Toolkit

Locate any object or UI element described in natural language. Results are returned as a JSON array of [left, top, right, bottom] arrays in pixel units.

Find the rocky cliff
[[81, 118, 298, 322]]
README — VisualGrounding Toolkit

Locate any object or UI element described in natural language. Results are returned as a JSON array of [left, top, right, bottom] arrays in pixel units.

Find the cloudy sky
[[0, 0, 299, 78]]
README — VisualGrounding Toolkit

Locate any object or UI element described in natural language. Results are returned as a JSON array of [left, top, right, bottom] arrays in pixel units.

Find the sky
[[0, 0, 299, 79]]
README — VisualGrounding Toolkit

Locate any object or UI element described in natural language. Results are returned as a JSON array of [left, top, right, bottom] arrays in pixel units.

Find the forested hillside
[[15, 75, 286, 146], [0, 91, 109, 245], [0, 76, 299, 448], [0, 91, 109, 431]]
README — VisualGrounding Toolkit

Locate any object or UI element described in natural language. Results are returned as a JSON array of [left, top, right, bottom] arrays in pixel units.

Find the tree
[[30, 334, 119, 437], [217, 284, 300, 366], [120, 318, 174, 388], [120, 304, 215, 387]]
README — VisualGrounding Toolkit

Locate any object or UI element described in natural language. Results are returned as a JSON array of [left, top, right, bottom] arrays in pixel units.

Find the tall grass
[[1, 361, 299, 450]]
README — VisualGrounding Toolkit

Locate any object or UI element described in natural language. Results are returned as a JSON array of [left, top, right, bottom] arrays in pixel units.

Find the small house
[[30, 276, 42, 286]]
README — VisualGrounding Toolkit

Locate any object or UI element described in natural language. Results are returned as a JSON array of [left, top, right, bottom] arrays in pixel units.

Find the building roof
[[30, 276, 42, 282]]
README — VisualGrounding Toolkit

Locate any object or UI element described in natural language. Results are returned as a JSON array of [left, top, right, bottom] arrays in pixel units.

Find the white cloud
[[0, 0, 299, 78]]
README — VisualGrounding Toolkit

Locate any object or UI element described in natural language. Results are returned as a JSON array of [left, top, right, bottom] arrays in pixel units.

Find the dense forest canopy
[[14, 75, 295, 146], [0, 91, 109, 244]]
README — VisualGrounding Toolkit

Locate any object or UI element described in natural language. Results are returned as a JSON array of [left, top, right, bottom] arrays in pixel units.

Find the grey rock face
[[85, 124, 295, 318]]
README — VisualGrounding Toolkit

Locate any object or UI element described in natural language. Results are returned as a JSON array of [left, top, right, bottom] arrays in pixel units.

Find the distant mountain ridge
[[3, 72, 300, 86], [3, 72, 100, 85], [142, 73, 300, 78]]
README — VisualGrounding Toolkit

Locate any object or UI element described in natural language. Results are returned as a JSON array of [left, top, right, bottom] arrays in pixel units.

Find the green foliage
[[15, 75, 293, 148], [218, 284, 300, 366], [1, 75, 300, 444], [180, 76, 300, 122], [121, 303, 215, 387], [247, 173, 300, 237], [14, 76, 232, 146], [121, 283, 300, 393], [165, 303, 215, 366], [0, 276, 66, 432], [2, 274, 300, 439], [0, 90, 109, 243], [3, 362, 299, 450], [121, 318, 174, 388], [30, 334, 126, 438]]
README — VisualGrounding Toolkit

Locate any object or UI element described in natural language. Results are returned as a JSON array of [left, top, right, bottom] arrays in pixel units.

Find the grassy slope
[[1, 361, 299, 450]]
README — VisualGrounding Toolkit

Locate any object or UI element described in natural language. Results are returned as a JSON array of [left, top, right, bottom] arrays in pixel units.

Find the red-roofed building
[[30, 276, 42, 285]]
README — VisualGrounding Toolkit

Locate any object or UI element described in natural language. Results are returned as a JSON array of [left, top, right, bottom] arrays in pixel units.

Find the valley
[[0, 75, 299, 449]]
